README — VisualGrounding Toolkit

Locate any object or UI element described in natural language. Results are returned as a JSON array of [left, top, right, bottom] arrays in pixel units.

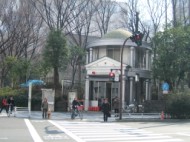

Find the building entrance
[[89, 81, 119, 110]]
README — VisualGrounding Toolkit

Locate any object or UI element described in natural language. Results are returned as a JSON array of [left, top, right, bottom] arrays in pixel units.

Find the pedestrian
[[0, 96, 8, 114], [7, 96, 15, 113], [41, 98, 48, 119], [113, 96, 119, 117], [101, 98, 111, 122]]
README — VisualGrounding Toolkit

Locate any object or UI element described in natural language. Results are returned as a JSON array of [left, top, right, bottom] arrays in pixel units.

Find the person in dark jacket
[[41, 98, 48, 119], [7, 96, 15, 113], [113, 96, 119, 117], [101, 98, 111, 122], [72, 98, 80, 110]]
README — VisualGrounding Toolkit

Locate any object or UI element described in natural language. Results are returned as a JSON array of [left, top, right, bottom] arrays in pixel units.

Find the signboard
[[114, 70, 120, 82], [162, 82, 169, 94]]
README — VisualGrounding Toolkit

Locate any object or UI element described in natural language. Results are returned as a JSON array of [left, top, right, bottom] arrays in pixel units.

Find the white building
[[84, 29, 152, 111]]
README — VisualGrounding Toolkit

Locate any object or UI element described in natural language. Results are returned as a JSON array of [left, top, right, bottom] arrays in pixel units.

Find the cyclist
[[72, 98, 81, 110], [7, 96, 15, 114], [71, 98, 82, 119]]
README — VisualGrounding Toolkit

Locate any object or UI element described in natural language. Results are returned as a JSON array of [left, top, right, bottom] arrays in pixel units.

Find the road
[[0, 112, 190, 142]]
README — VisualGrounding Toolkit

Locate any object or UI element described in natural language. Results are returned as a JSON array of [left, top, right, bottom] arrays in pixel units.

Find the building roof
[[102, 29, 132, 39]]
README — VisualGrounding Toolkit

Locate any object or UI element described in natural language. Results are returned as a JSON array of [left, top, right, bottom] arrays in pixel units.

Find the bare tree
[[66, 0, 97, 91], [147, 0, 166, 35], [93, 0, 117, 37], [0, 0, 43, 87], [172, 0, 178, 27], [30, 0, 89, 32], [119, 0, 138, 33]]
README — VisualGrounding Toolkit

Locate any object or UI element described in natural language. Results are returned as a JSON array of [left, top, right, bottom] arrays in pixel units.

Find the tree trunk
[[54, 67, 59, 97]]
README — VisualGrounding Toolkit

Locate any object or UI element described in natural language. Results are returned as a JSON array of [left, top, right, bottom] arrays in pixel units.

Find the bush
[[0, 87, 42, 109], [165, 92, 190, 119]]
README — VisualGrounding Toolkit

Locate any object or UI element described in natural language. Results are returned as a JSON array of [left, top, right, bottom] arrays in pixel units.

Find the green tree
[[153, 26, 190, 91], [43, 29, 68, 92], [69, 45, 85, 89], [4, 56, 30, 87]]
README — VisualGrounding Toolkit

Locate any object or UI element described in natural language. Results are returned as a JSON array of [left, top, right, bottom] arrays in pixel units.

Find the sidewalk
[[12, 110, 162, 122]]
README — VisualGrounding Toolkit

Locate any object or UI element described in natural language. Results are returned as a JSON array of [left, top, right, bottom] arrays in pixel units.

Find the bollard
[[160, 111, 164, 120], [47, 108, 51, 119]]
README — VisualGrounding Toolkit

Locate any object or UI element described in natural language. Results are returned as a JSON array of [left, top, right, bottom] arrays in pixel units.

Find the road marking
[[49, 120, 85, 142], [51, 121, 184, 142], [43, 134, 69, 140], [24, 119, 43, 142], [0, 137, 8, 140], [177, 132, 190, 136]]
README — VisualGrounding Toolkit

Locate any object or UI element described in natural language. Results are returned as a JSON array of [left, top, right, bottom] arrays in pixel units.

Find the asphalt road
[[0, 112, 190, 142]]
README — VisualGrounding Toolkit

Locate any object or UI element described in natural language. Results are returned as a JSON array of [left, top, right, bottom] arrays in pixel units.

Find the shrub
[[0, 87, 42, 109], [165, 92, 190, 119]]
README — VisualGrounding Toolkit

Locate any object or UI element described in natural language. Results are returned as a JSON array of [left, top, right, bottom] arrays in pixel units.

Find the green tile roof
[[103, 29, 132, 39]]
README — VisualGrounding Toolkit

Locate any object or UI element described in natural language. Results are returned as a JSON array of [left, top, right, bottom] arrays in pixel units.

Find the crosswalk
[[49, 120, 184, 142]]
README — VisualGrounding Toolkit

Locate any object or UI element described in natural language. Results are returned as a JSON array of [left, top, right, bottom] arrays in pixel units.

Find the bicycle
[[122, 104, 137, 113], [71, 105, 83, 120]]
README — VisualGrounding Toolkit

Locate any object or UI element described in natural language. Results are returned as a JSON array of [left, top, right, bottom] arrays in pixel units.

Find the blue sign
[[20, 80, 44, 88], [162, 82, 169, 91]]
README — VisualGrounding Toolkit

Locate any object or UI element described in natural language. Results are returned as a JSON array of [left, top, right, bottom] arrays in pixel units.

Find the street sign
[[162, 82, 169, 94], [114, 70, 120, 82]]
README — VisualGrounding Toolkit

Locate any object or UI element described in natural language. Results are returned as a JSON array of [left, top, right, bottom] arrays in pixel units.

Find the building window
[[107, 47, 120, 61]]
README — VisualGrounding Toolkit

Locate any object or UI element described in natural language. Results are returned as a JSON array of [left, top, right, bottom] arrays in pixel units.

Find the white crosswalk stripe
[[50, 121, 184, 142]]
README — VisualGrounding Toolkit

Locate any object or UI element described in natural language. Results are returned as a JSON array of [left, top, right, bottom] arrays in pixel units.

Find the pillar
[[84, 75, 90, 111], [146, 50, 150, 70], [129, 77, 134, 104], [145, 79, 150, 100], [89, 48, 93, 63], [130, 47, 135, 67], [86, 51, 89, 64], [122, 74, 125, 108]]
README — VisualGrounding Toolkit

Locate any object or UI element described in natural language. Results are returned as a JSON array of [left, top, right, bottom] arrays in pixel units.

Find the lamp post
[[119, 37, 130, 120]]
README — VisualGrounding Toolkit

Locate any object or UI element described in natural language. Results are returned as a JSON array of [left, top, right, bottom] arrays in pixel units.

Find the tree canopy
[[43, 29, 69, 89], [153, 26, 190, 91]]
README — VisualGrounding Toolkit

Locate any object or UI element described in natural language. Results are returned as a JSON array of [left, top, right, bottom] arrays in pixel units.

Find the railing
[[14, 106, 28, 117], [122, 112, 161, 119]]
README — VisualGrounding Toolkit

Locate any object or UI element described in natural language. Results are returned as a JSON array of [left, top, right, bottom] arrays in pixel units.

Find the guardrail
[[14, 106, 28, 117], [122, 113, 161, 119]]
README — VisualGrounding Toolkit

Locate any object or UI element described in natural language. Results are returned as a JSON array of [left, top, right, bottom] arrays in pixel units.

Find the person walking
[[113, 96, 119, 117], [7, 96, 15, 113], [41, 98, 48, 119], [101, 98, 111, 122], [0, 96, 8, 114]]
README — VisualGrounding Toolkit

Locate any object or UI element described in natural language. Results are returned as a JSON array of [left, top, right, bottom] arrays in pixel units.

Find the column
[[145, 79, 149, 100], [130, 47, 135, 67], [146, 50, 149, 70], [84, 75, 90, 111], [86, 51, 88, 64], [89, 48, 93, 63], [122, 74, 125, 108], [129, 77, 134, 104]]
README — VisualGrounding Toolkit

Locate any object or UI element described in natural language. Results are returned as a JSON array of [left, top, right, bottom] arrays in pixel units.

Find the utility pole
[[135, 12, 139, 33]]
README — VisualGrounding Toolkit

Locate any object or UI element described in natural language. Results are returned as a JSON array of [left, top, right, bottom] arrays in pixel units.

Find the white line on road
[[115, 139, 183, 142], [177, 132, 190, 136], [49, 120, 85, 142], [24, 119, 43, 142], [0, 137, 8, 140]]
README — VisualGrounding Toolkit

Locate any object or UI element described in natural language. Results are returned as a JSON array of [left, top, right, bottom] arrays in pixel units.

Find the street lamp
[[119, 37, 130, 120]]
